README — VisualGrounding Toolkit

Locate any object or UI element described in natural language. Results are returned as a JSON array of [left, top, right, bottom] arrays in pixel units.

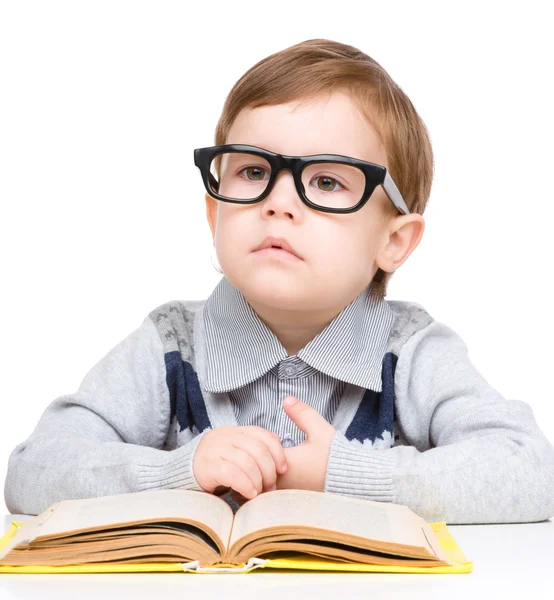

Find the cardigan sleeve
[[324, 320, 554, 524], [4, 315, 210, 516]]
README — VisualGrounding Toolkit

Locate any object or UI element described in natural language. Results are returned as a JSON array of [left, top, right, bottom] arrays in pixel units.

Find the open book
[[0, 488, 473, 574]]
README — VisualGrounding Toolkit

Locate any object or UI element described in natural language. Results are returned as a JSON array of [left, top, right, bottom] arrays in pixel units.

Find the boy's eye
[[240, 166, 269, 181], [313, 175, 344, 192]]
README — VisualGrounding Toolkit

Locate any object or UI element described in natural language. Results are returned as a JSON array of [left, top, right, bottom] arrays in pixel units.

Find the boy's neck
[[245, 298, 341, 357]]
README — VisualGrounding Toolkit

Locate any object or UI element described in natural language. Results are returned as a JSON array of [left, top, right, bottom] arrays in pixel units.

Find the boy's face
[[205, 91, 423, 329]]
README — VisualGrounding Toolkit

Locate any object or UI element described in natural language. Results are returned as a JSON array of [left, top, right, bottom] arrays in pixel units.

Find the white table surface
[[1, 513, 553, 600]]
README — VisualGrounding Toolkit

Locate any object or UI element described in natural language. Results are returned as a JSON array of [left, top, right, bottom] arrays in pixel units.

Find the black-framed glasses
[[193, 144, 410, 215]]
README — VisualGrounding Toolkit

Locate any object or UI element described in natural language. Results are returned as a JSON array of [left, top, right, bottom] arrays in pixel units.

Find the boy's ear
[[205, 192, 217, 243], [375, 214, 425, 273]]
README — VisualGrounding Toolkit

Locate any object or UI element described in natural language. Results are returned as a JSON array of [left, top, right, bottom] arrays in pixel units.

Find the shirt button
[[281, 433, 295, 448], [284, 366, 296, 376]]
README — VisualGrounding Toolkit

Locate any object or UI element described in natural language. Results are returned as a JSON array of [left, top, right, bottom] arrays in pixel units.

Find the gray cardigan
[[5, 276, 554, 523]]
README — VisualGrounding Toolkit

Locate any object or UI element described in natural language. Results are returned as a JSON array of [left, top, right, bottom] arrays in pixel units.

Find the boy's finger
[[217, 459, 258, 500], [231, 436, 277, 492], [244, 426, 288, 473], [222, 446, 263, 494]]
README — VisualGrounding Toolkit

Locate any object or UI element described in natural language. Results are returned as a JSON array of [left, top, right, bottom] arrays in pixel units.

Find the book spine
[[180, 557, 267, 573]]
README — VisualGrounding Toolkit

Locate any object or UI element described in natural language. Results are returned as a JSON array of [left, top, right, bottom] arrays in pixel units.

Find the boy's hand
[[276, 396, 337, 492], [192, 426, 288, 500]]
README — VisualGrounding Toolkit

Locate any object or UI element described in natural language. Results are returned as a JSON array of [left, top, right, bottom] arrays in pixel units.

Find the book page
[[6, 490, 233, 554], [230, 489, 434, 554]]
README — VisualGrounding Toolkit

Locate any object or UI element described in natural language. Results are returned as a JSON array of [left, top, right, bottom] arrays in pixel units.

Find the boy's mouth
[[253, 236, 303, 259], [254, 247, 303, 263]]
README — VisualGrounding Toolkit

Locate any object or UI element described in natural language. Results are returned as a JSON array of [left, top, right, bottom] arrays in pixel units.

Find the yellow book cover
[[0, 489, 473, 574]]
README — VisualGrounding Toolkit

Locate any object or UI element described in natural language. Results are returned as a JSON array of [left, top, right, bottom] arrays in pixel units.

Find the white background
[[0, 1, 552, 516]]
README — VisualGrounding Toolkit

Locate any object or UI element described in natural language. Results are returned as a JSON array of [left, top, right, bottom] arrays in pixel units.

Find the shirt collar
[[203, 276, 394, 393]]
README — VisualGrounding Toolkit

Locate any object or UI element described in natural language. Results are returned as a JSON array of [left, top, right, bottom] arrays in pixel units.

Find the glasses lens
[[210, 152, 271, 200], [208, 152, 367, 209], [302, 162, 366, 210]]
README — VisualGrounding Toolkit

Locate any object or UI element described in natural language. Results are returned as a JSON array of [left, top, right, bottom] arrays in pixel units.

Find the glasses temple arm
[[382, 171, 410, 215]]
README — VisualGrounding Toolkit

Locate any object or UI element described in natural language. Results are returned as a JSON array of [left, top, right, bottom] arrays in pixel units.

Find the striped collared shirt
[[203, 276, 395, 448]]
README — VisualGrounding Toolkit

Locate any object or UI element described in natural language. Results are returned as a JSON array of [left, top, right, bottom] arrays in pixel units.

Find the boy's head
[[203, 39, 431, 324]]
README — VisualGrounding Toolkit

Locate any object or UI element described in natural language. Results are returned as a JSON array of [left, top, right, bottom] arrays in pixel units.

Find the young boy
[[5, 39, 554, 524]]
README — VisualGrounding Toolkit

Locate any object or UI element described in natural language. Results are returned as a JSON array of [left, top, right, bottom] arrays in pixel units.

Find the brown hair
[[210, 38, 434, 299]]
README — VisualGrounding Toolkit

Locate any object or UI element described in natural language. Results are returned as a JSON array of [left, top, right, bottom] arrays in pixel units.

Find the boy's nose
[[267, 169, 302, 202]]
